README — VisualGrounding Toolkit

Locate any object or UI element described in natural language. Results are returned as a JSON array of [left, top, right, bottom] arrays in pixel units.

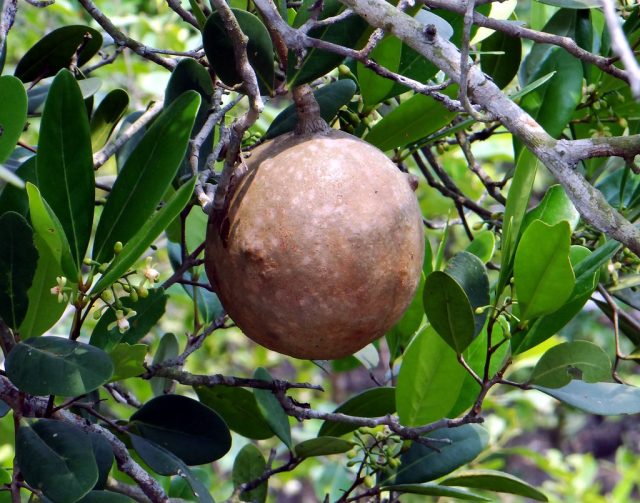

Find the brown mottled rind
[[205, 130, 425, 359]]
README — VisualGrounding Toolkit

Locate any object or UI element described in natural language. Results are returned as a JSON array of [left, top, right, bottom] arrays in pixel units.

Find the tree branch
[[0, 0, 17, 60]]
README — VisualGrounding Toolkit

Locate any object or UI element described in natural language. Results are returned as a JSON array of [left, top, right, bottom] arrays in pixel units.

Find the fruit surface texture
[[205, 130, 424, 359]]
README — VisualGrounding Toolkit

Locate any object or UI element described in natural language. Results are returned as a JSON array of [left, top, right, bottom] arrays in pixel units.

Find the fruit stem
[[292, 84, 330, 135]]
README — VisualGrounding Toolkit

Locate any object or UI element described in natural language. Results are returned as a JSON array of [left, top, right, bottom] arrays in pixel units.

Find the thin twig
[[166, 0, 200, 29]]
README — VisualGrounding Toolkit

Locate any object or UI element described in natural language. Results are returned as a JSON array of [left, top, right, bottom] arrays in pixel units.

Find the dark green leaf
[[480, 28, 521, 89], [6, 336, 114, 396], [92, 92, 200, 264], [294, 437, 354, 458], [534, 380, 640, 414], [0, 76, 27, 164], [37, 69, 94, 268], [15, 25, 102, 82], [233, 444, 267, 503], [115, 111, 145, 169], [150, 333, 180, 396], [253, 368, 292, 449], [0, 212, 38, 329], [287, 0, 367, 86], [264, 79, 357, 139], [523, 184, 580, 232], [386, 271, 425, 359], [89, 432, 114, 490], [203, 9, 274, 95], [0, 156, 36, 217], [317, 387, 395, 437], [442, 469, 548, 501], [79, 492, 135, 503], [396, 326, 466, 426], [530, 341, 611, 388], [130, 394, 231, 465], [27, 77, 102, 116], [109, 343, 147, 381], [357, 36, 402, 106], [90, 89, 129, 151], [195, 385, 274, 440], [16, 419, 98, 502], [394, 424, 489, 484], [383, 483, 491, 501], [465, 230, 495, 263], [514, 220, 575, 320], [423, 271, 475, 354]]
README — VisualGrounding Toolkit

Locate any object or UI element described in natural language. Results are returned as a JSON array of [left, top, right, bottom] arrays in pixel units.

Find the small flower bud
[[114, 241, 123, 254]]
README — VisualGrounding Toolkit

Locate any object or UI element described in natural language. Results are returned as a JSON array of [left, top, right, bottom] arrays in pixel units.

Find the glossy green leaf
[[15, 25, 102, 82], [253, 368, 292, 449], [233, 443, 267, 503], [0, 156, 36, 217], [6, 336, 114, 396], [396, 326, 465, 426], [0, 212, 38, 329], [386, 271, 425, 359], [79, 492, 135, 503], [365, 87, 457, 151], [92, 92, 200, 264], [537, 0, 599, 8], [287, 0, 366, 85], [27, 77, 102, 116], [534, 380, 640, 415], [203, 9, 274, 94], [571, 239, 620, 299], [465, 230, 496, 263], [195, 385, 274, 440], [130, 394, 231, 465], [423, 271, 475, 354], [128, 434, 214, 503], [0, 76, 27, 164], [92, 176, 195, 294], [89, 432, 114, 490], [530, 341, 611, 388], [294, 437, 354, 458], [395, 424, 489, 484], [16, 419, 98, 502], [383, 483, 491, 501], [317, 387, 395, 438], [523, 184, 580, 232], [37, 69, 94, 268], [90, 89, 129, 151], [90, 289, 168, 350], [109, 343, 147, 381], [264, 79, 357, 139], [480, 28, 522, 89], [442, 469, 548, 501], [150, 333, 180, 396], [357, 35, 402, 106], [26, 182, 77, 279], [514, 220, 575, 320]]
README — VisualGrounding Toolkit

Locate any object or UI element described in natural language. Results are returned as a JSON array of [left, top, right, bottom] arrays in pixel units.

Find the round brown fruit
[[205, 130, 424, 360]]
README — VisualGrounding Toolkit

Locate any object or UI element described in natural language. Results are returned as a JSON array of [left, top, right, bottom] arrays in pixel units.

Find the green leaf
[[394, 424, 489, 484], [16, 419, 98, 502], [514, 220, 575, 320], [92, 177, 196, 294], [571, 239, 620, 300], [480, 28, 522, 89], [383, 483, 491, 501], [357, 35, 402, 106], [233, 444, 267, 503], [465, 230, 495, 263], [203, 9, 274, 95], [130, 394, 231, 465], [294, 437, 354, 458], [37, 69, 94, 269], [523, 184, 580, 232], [0, 212, 38, 329], [14, 25, 102, 82], [423, 272, 475, 354], [150, 333, 180, 396], [287, 0, 367, 86], [442, 469, 548, 501], [90, 289, 168, 350], [6, 336, 114, 396], [90, 89, 130, 151], [0, 156, 36, 217], [534, 380, 640, 415], [537, 0, 599, 8], [253, 368, 292, 449], [386, 271, 425, 359], [396, 326, 466, 426], [264, 79, 357, 139], [89, 432, 114, 490], [27, 77, 102, 116], [530, 341, 611, 388], [317, 387, 395, 437], [195, 385, 274, 440], [365, 87, 457, 151], [79, 491, 135, 503], [92, 92, 200, 264], [109, 343, 147, 381], [0, 76, 27, 164], [129, 434, 214, 503]]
